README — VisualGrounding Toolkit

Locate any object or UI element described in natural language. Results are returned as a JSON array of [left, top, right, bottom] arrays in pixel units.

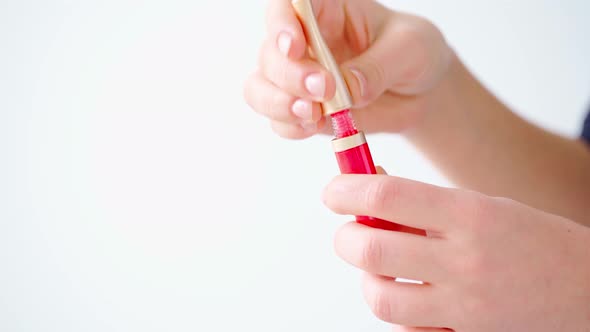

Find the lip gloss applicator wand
[[292, 0, 426, 236]]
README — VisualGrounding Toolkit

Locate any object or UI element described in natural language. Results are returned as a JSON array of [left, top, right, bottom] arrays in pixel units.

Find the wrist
[[401, 50, 468, 140], [399, 51, 511, 187]]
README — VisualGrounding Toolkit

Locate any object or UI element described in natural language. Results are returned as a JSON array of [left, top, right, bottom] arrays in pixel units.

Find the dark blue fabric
[[583, 111, 590, 143]]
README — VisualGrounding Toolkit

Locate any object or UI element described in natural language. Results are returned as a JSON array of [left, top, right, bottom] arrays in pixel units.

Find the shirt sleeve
[[583, 111, 590, 143]]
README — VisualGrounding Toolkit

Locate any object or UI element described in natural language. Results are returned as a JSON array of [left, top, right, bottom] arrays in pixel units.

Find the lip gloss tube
[[293, 0, 426, 236], [331, 110, 426, 235]]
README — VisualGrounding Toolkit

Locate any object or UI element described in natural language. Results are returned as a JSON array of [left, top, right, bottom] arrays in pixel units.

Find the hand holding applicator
[[292, 0, 426, 236]]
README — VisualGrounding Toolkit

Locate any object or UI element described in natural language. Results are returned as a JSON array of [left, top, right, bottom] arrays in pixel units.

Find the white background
[[1, 1, 590, 331]]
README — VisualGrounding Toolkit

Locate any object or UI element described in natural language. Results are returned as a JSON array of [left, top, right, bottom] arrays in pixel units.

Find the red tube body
[[331, 111, 426, 236]]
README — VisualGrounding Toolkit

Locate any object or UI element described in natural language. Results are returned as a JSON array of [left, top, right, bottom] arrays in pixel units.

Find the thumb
[[340, 28, 404, 108], [340, 15, 449, 107]]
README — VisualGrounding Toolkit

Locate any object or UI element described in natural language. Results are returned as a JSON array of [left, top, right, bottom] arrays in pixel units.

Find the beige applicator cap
[[292, 0, 353, 116]]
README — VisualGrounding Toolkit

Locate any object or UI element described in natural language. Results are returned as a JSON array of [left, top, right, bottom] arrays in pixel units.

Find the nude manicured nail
[[292, 99, 313, 120], [305, 73, 326, 99]]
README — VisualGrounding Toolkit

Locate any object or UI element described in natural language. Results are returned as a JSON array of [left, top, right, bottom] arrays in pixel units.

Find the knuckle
[[360, 233, 383, 271], [364, 178, 396, 214], [394, 18, 427, 55], [362, 55, 387, 98], [366, 283, 392, 323], [390, 16, 440, 88], [267, 92, 290, 122], [260, 40, 289, 86], [270, 121, 290, 139], [460, 293, 490, 318], [260, 43, 304, 93], [410, 16, 439, 37], [387, 296, 409, 325], [276, 57, 297, 88], [470, 194, 493, 220], [281, 63, 306, 95], [397, 15, 438, 49], [459, 192, 498, 232], [444, 191, 468, 222], [456, 251, 487, 280], [444, 190, 487, 231]]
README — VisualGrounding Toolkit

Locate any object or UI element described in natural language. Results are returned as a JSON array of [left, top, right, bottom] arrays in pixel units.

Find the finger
[[266, 0, 307, 60], [270, 117, 327, 140], [244, 71, 322, 123], [334, 222, 444, 282], [259, 38, 336, 102], [341, 13, 452, 106], [392, 325, 451, 332], [362, 274, 448, 327], [323, 175, 460, 232]]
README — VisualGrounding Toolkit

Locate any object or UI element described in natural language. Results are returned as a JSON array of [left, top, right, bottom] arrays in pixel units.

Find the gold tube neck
[[292, 0, 353, 116], [332, 132, 367, 153]]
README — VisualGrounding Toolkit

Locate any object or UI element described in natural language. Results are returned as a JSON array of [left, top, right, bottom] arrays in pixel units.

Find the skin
[[323, 172, 590, 331], [243, 0, 590, 330]]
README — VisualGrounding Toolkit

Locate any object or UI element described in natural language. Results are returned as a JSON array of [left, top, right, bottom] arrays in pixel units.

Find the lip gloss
[[293, 0, 426, 236], [330, 110, 426, 235]]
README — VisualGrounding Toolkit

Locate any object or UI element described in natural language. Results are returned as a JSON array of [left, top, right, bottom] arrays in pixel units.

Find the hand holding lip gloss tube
[[331, 111, 427, 235], [292, 0, 426, 236]]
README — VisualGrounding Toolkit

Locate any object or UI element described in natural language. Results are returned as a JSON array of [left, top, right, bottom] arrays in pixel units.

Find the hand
[[243, 0, 453, 139], [322, 173, 590, 331]]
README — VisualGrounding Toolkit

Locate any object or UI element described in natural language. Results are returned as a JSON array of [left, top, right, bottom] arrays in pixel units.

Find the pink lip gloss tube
[[331, 111, 426, 235], [293, 0, 426, 236]]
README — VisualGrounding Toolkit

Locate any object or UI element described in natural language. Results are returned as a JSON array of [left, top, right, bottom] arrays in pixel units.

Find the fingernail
[[305, 73, 326, 99], [349, 67, 367, 98], [291, 99, 313, 120], [277, 32, 292, 57]]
